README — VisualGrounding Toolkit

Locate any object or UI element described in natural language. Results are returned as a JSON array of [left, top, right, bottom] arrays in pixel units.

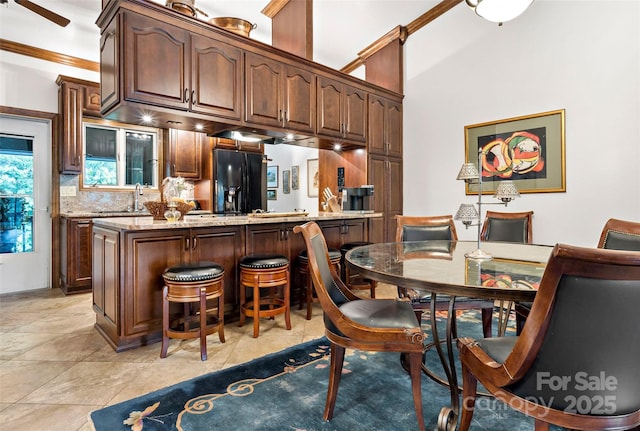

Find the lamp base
[[465, 248, 493, 260]]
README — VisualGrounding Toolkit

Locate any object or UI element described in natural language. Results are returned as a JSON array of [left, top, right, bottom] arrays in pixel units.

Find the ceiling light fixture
[[465, 0, 534, 24]]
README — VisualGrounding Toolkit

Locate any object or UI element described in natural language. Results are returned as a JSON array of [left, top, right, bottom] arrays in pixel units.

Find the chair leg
[[534, 420, 550, 431], [481, 307, 493, 338], [239, 279, 246, 328], [160, 286, 169, 358], [284, 270, 292, 330], [369, 279, 376, 298], [458, 362, 479, 431], [252, 274, 260, 338], [218, 287, 225, 343], [199, 287, 207, 361], [408, 351, 426, 431], [324, 343, 345, 421]]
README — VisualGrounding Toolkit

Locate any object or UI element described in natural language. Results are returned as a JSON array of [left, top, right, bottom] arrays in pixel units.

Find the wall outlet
[[60, 186, 76, 197]]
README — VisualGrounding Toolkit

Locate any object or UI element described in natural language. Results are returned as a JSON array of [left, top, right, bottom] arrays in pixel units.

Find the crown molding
[[0, 39, 100, 72]]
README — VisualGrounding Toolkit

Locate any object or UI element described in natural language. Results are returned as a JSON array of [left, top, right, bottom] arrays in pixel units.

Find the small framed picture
[[282, 170, 291, 194], [307, 159, 319, 197], [267, 189, 277, 200], [266, 165, 278, 188], [291, 165, 299, 190]]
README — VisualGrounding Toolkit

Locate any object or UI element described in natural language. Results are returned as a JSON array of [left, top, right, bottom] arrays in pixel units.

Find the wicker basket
[[144, 201, 194, 220]]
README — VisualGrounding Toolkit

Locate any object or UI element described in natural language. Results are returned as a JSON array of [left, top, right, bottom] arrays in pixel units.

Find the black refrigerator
[[212, 149, 267, 214]]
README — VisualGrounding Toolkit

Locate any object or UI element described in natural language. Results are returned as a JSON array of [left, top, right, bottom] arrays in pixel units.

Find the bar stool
[[298, 248, 341, 320], [340, 242, 377, 298], [160, 261, 225, 361], [239, 254, 291, 338]]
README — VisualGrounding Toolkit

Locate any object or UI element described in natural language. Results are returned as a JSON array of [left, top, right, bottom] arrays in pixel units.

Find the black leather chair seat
[[325, 299, 419, 336], [239, 254, 289, 269], [162, 261, 224, 282]]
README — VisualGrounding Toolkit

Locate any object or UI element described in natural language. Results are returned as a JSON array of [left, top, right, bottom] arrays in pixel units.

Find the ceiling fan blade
[[14, 0, 70, 27]]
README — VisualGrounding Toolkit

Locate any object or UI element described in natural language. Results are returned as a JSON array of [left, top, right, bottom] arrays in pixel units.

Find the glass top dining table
[[345, 240, 553, 431], [345, 240, 552, 303]]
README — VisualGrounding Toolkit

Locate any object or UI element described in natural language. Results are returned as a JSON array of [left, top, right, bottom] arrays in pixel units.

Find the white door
[[0, 115, 51, 294]]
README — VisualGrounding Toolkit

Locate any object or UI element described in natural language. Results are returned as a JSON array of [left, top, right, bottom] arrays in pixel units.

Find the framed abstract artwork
[[464, 109, 566, 195], [307, 159, 319, 197]]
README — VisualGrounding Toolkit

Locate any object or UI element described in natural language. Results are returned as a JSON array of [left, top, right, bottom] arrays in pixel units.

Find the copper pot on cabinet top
[[165, 0, 197, 17], [209, 17, 257, 37]]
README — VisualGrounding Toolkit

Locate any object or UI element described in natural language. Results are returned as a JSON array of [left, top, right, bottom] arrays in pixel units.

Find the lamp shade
[[456, 163, 480, 181], [494, 180, 520, 202], [466, 0, 534, 23], [454, 204, 479, 222]]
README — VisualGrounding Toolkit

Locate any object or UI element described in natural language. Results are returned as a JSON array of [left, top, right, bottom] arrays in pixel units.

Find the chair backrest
[[480, 210, 533, 244], [395, 215, 458, 242], [504, 244, 640, 416], [293, 222, 360, 331], [598, 218, 640, 251]]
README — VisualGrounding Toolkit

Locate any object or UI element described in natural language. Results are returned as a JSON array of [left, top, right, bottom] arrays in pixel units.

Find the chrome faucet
[[133, 183, 143, 212]]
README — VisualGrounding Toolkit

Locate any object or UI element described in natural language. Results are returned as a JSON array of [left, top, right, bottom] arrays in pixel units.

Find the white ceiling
[[0, 0, 453, 73]]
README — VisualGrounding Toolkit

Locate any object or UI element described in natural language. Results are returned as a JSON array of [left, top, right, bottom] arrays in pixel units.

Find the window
[[82, 119, 160, 189]]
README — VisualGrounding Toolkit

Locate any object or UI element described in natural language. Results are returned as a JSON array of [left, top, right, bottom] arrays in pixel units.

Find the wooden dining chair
[[293, 221, 427, 431], [515, 217, 640, 334], [480, 210, 534, 244], [396, 215, 494, 338], [458, 243, 640, 431]]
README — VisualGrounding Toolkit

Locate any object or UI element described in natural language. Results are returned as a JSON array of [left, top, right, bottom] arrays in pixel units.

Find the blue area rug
[[90, 310, 564, 430]]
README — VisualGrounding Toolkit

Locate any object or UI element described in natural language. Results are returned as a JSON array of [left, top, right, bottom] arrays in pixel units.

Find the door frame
[[0, 106, 59, 292]]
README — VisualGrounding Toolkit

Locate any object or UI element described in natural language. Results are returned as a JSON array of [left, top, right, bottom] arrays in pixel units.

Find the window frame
[[81, 118, 162, 191]]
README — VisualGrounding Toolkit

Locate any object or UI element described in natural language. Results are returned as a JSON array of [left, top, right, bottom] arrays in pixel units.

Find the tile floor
[[0, 285, 394, 430]]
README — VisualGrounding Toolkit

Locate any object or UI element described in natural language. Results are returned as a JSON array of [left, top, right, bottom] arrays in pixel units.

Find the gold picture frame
[[464, 109, 566, 195]]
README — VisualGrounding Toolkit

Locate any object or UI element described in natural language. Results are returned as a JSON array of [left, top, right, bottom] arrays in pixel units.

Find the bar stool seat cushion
[[163, 261, 224, 282], [239, 254, 288, 269]]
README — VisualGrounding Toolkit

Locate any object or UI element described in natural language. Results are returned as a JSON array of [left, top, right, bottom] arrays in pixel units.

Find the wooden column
[[358, 26, 407, 94], [262, 0, 313, 60]]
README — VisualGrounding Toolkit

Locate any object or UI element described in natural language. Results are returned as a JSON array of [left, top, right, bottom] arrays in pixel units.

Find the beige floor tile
[[0, 403, 95, 431], [0, 332, 62, 360], [0, 360, 76, 403], [12, 330, 106, 362]]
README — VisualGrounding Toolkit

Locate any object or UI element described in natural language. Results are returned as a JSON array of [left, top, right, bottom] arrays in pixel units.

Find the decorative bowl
[[144, 201, 194, 221]]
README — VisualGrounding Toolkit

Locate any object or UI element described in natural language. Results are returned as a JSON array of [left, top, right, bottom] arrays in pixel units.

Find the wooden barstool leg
[[239, 278, 246, 328], [199, 287, 207, 361], [253, 274, 260, 338], [218, 285, 225, 343], [284, 270, 292, 330], [305, 266, 313, 320], [161, 285, 169, 358]]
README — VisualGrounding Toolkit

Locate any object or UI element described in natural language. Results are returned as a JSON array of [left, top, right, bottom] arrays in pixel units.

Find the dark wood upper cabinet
[[368, 94, 402, 158], [165, 129, 203, 179], [245, 52, 315, 134], [317, 76, 367, 144], [57, 75, 101, 174]]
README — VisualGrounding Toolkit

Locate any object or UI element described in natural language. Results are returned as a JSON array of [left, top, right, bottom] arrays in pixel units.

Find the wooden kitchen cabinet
[[93, 225, 244, 351], [368, 94, 402, 159], [317, 218, 367, 250], [245, 52, 315, 134], [56, 76, 101, 174], [245, 222, 306, 259], [108, 11, 243, 120], [60, 217, 93, 294], [368, 155, 402, 243], [165, 129, 203, 179], [317, 76, 367, 144]]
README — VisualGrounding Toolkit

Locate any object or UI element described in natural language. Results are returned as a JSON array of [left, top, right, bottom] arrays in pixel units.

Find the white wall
[[403, 0, 640, 247], [264, 145, 319, 213]]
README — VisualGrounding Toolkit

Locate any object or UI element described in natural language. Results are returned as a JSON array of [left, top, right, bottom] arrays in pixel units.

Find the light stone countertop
[[90, 212, 381, 231]]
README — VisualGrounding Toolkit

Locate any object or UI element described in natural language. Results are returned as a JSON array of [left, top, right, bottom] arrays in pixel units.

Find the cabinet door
[[316, 76, 343, 139], [100, 15, 119, 113], [245, 52, 283, 128], [368, 95, 386, 155], [69, 219, 93, 288], [124, 12, 189, 109], [58, 81, 83, 174], [369, 154, 402, 243], [283, 65, 315, 134], [246, 224, 288, 256], [190, 227, 244, 309], [124, 230, 189, 337], [92, 226, 119, 335], [191, 34, 243, 120], [342, 219, 367, 244], [83, 84, 102, 117], [317, 220, 343, 250], [166, 129, 202, 179], [385, 100, 403, 158], [343, 85, 367, 143]]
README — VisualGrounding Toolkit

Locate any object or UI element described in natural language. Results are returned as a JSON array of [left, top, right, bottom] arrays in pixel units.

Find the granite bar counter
[[91, 211, 380, 351]]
